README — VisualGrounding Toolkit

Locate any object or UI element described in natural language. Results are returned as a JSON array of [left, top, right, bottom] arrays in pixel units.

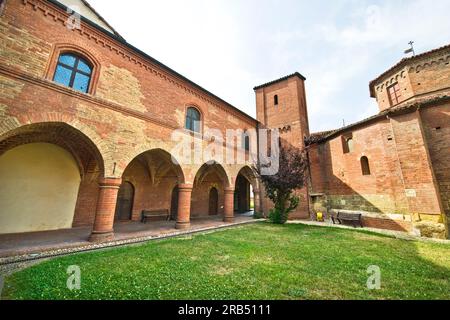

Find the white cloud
[[86, 0, 450, 132]]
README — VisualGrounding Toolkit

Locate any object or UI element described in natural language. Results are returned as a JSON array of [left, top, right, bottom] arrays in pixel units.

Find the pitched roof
[[306, 92, 450, 146], [79, 0, 123, 38], [369, 44, 450, 97], [253, 72, 307, 91]]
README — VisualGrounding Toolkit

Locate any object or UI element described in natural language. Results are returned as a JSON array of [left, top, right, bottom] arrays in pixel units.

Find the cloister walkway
[[0, 215, 255, 259]]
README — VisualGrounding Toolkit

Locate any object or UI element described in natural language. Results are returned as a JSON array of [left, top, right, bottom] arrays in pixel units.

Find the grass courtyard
[[2, 223, 449, 300]]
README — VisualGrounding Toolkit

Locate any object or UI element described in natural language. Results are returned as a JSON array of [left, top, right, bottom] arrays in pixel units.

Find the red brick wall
[[0, 0, 261, 230], [255, 76, 310, 218], [421, 103, 450, 225]]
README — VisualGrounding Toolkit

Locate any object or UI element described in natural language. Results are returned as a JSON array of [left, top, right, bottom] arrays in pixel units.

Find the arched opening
[[235, 166, 258, 215], [115, 182, 135, 221], [361, 156, 371, 176], [116, 149, 185, 225], [170, 186, 179, 221], [191, 162, 230, 218], [209, 187, 219, 216], [0, 123, 104, 234]]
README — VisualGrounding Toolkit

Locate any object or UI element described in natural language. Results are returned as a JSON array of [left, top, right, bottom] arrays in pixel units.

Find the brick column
[[254, 188, 261, 214], [176, 184, 193, 230], [224, 187, 235, 223], [89, 178, 122, 242]]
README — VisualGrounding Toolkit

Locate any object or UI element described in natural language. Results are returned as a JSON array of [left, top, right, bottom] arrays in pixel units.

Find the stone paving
[[0, 214, 259, 270]]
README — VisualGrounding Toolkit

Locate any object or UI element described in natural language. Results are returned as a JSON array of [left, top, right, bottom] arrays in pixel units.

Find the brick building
[[0, 0, 448, 241], [307, 45, 450, 239]]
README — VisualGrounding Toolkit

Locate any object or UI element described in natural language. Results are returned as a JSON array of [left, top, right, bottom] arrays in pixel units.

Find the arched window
[[53, 53, 93, 93], [274, 95, 279, 106], [361, 156, 371, 176], [185, 107, 201, 133]]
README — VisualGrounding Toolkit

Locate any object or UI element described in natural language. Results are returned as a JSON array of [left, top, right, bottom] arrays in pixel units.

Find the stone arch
[[190, 161, 231, 218], [0, 121, 106, 234], [193, 161, 232, 188], [120, 147, 186, 184], [0, 121, 105, 177], [0, 114, 112, 176], [116, 148, 186, 222], [234, 165, 260, 190], [234, 165, 260, 214]]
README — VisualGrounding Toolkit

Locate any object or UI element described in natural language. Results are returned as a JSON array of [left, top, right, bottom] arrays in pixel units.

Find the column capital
[[178, 183, 194, 191], [224, 187, 235, 194], [99, 177, 122, 188]]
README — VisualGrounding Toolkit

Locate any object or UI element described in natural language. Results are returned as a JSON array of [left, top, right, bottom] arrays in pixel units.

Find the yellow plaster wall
[[0, 143, 81, 234]]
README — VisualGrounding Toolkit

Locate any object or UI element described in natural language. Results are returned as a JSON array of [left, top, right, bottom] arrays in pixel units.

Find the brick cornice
[[23, 0, 257, 127]]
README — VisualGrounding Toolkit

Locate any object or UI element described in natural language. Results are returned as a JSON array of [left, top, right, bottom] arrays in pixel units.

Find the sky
[[87, 0, 450, 133]]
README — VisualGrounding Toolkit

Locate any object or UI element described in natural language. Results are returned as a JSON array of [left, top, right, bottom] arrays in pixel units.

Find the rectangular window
[[342, 134, 353, 154], [387, 83, 402, 106], [242, 134, 250, 152]]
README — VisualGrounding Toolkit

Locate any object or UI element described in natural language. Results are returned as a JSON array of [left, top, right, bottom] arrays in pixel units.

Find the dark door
[[170, 186, 179, 221], [209, 188, 219, 216], [115, 182, 134, 221]]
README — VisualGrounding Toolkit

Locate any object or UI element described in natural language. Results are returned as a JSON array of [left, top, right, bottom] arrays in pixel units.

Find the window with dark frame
[[242, 132, 250, 152], [274, 95, 279, 106], [387, 83, 402, 106], [53, 53, 92, 93], [185, 107, 201, 133], [361, 156, 371, 176]]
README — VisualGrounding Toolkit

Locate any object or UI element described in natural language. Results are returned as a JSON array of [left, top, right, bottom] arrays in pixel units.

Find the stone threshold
[[0, 219, 264, 273], [290, 220, 450, 244]]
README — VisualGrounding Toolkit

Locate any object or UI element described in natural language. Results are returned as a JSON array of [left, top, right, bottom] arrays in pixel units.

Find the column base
[[223, 216, 234, 223], [176, 222, 191, 230], [89, 230, 114, 243]]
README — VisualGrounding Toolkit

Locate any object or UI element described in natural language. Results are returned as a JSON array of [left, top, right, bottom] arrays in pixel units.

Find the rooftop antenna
[[404, 41, 415, 56]]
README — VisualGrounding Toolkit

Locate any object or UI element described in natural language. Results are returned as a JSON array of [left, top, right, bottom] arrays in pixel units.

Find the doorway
[[209, 187, 219, 216], [115, 181, 134, 221]]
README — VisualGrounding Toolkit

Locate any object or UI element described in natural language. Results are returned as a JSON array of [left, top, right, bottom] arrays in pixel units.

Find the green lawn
[[2, 223, 450, 300]]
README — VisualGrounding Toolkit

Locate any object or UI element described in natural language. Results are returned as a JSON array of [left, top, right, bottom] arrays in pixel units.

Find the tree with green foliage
[[256, 141, 308, 224]]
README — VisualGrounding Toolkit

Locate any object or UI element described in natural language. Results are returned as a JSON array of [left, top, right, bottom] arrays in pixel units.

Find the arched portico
[[192, 161, 234, 223], [116, 148, 186, 221], [234, 166, 261, 215], [0, 122, 105, 235]]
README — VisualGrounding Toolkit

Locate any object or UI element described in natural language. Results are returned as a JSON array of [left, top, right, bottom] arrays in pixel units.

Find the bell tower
[[253, 72, 311, 219], [254, 72, 310, 149]]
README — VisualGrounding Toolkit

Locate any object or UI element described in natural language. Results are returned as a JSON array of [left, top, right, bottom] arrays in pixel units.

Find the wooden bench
[[331, 211, 363, 228], [141, 210, 170, 223]]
